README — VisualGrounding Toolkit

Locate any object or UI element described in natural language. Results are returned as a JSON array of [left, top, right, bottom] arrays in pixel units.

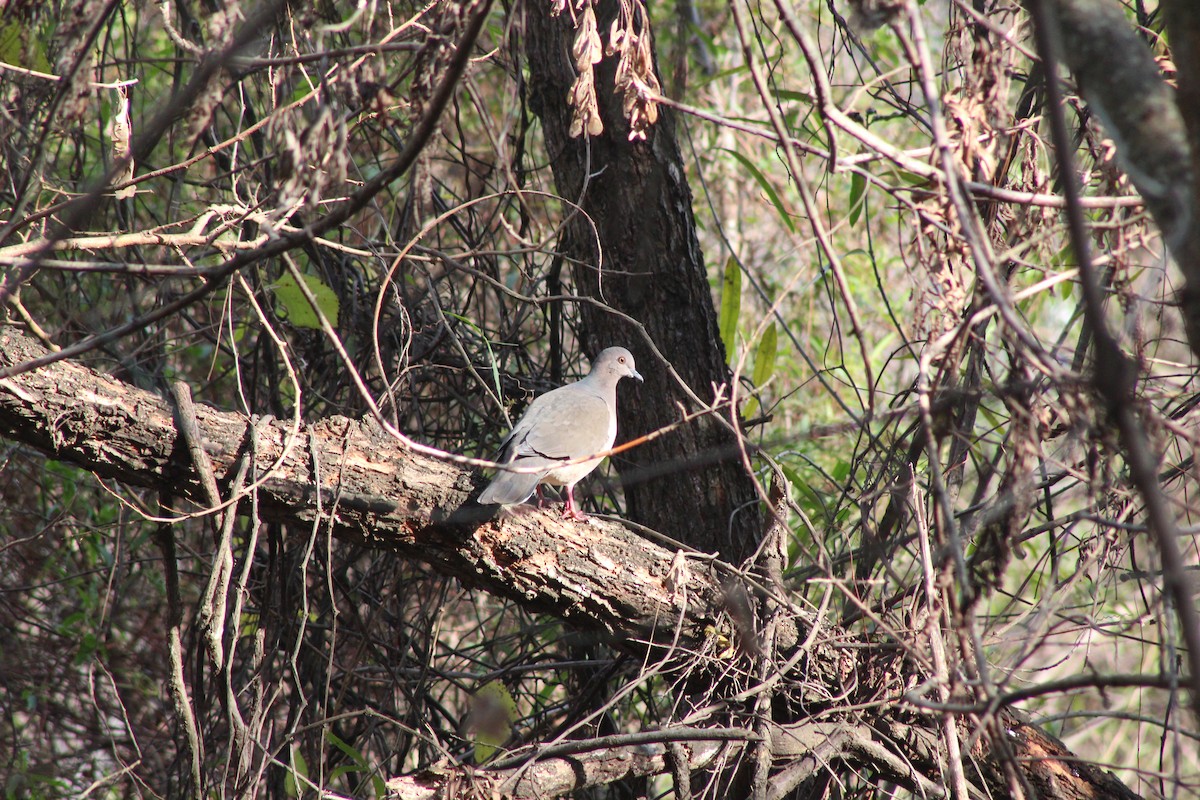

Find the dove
[[478, 347, 643, 520]]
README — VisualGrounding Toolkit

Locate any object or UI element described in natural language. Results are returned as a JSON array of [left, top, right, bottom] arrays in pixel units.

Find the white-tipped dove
[[478, 347, 643, 520]]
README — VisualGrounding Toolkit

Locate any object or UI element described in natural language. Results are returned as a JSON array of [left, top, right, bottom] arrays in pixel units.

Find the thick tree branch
[[1043, 0, 1200, 357], [1163, 0, 1200, 355], [384, 721, 944, 800], [386, 729, 735, 800], [0, 326, 734, 649]]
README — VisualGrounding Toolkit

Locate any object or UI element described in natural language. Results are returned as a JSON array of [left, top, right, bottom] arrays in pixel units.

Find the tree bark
[[1162, 0, 1200, 355], [1044, 0, 1200, 357], [523, 0, 764, 562]]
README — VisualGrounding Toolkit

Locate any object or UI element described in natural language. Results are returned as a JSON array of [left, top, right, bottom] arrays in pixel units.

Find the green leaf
[[701, 65, 749, 85], [978, 403, 1001, 430], [75, 632, 101, 665], [325, 731, 385, 796], [718, 256, 741, 363], [780, 463, 824, 519], [272, 272, 340, 330], [472, 681, 518, 764], [239, 610, 260, 637], [751, 322, 779, 388], [1051, 242, 1075, 268], [775, 88, 816, 105], [721, 148, 795, 232], [0, 21, 51, 73], [742, 322, 779, 419], [284, 747, 308, 798], [325, 730, 366, 766], [0, 22, 22, 65], [894, 170, 930, 187], [848, 171, 867, 226]]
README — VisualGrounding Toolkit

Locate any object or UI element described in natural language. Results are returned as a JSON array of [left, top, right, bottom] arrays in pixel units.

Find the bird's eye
[[618, 357, 625, 363]]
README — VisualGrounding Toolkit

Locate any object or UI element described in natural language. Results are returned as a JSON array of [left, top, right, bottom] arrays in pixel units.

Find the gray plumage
[[478, 347, 643, 519]]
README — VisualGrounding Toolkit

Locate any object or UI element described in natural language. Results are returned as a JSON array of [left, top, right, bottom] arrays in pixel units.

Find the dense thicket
[[1, 0, 1198, 798]]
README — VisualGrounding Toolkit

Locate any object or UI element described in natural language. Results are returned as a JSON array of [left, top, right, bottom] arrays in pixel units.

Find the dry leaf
[[107, 86, 136, 199]]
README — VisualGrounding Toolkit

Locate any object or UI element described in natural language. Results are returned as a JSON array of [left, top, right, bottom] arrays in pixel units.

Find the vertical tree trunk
[[523, 0, 763, 562]]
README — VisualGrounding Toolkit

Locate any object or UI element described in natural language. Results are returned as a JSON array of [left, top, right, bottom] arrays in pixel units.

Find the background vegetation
[[1, 0, 1198, 797]]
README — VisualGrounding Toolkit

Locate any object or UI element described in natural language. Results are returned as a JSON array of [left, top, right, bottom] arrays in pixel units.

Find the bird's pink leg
[[561, 486, 589, 521]]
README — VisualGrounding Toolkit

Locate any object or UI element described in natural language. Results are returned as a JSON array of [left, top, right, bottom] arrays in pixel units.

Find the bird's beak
[[631, 369, 644, 383]]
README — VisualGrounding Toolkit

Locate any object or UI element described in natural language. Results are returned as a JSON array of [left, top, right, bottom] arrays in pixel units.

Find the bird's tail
[[478, 469, 542, 506]]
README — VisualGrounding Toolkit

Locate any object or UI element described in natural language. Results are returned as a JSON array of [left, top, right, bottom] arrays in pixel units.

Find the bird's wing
[[511, 387, 613, 464]]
